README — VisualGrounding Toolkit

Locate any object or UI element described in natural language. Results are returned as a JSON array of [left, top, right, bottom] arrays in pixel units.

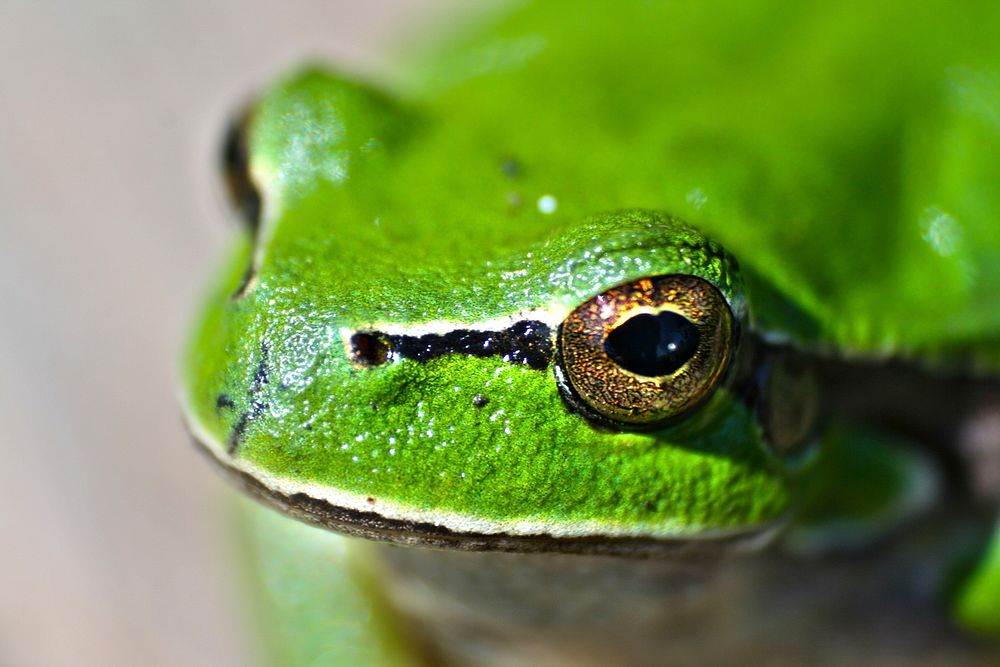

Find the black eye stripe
[[350, 320, 554, 371]]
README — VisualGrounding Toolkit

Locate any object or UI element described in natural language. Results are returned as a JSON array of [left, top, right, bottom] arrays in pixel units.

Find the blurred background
[[0, 1, 464, 664]]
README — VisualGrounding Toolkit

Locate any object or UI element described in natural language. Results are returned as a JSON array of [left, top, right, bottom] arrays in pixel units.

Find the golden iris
[[557, 275, 734, 427]]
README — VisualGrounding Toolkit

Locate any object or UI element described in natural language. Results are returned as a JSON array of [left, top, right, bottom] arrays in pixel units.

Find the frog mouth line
[[190, 429, 780, 556]]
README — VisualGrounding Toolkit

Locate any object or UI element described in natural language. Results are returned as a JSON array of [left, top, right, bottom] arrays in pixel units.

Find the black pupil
[[603, 311, 700, 377]]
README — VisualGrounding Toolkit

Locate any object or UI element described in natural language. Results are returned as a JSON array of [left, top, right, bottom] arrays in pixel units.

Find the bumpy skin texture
[[185, 197, 790, 538], [182, 0, 1000, 630]]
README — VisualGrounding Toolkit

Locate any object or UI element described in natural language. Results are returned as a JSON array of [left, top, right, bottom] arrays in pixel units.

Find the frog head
[[182, 69, 811, 555]]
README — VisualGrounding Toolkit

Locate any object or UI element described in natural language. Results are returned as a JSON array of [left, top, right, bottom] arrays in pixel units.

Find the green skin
[[181, 0, 1000, 662]]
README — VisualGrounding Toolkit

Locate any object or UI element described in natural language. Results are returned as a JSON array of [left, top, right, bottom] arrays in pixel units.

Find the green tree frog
[[181, 1, 1000, 665]]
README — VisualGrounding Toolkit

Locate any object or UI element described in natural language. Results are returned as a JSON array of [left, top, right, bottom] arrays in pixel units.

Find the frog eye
[[556, 275, 735, 428]]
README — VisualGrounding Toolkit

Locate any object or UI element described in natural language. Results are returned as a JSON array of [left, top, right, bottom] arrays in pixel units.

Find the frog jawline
[[188, 422, 785, 557]]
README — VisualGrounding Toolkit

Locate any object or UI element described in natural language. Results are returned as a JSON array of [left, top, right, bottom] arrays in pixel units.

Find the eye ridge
[[604, 310, 701, 377]]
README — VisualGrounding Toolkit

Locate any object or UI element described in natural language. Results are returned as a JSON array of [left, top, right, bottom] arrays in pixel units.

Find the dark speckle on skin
[[252, 342, 270, 390], [227, 341, 272, 456], [472, 394, 489, 408], [228, 399, 268, 456], [500, 158, 521, 179], [228, 412, 251, 454], [216, 394, 236, 411]]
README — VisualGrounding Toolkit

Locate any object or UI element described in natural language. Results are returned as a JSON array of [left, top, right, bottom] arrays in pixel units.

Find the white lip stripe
[[183, 393, 768, 541], [345, 306, 571, 339]]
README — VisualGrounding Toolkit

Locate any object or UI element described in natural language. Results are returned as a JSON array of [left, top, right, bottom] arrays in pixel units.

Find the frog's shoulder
[[709, 65, 1000, 372]]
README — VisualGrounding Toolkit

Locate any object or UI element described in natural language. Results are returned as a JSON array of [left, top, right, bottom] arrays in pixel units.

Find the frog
[[180, 1, 1000, 665]]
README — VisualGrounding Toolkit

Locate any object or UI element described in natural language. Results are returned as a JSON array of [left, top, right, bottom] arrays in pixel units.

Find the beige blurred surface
[[0, 2, 456, 665]]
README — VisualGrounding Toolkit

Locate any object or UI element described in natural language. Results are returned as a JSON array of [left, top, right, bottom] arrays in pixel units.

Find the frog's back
[[402, 0, 1000, 364]]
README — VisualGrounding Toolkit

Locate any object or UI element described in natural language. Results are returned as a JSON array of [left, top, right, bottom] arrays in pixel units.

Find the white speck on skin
[[501, 268, 529, 280], [920, 206, 961, 257], [686, 187, 707, 210], [537, 194, 558, 214]]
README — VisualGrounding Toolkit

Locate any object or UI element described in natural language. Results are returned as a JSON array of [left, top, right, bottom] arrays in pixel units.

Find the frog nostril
[[350, 333, 392, 367]]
